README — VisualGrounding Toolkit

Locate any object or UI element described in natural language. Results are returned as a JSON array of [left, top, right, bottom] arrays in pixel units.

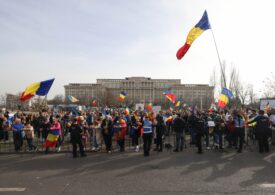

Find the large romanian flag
[[68, 95, 79, 103], [20, 78, 55, 101], [218, 88, 233, 109], [176, 10, 211, 60], [44, 130, 59, 148], [163, 90, 177, 103], [118, 91, 127, 102]]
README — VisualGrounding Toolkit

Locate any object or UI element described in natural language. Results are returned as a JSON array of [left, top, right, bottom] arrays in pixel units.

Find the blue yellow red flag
[[176, 10, 211, 60]]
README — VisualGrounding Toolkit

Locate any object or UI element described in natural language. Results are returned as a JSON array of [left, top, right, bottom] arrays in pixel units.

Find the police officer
[[194, 112, 205, 154], [155, 114, 166, 152], [247, 110, 271, 153], [142, 115, 153, 156], [69, 117, 86, 158], [233, 110, 245, 153]]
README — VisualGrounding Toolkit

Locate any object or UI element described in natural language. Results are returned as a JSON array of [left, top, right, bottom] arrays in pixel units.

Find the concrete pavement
[[0, 146, 275, 194]]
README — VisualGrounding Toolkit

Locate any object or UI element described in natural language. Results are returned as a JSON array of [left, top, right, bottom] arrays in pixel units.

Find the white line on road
[[0, 188, 26, 192], [259, 184, 275, 188]]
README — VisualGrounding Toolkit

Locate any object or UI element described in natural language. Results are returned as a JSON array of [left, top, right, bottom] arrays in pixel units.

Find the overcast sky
[[0, 0, 274, 99]]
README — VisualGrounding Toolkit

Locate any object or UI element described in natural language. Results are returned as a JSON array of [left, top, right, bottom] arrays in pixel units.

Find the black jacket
[[173, 117, 185, 133], [70, 123, 83, 142], [248, 115, 271, 137]]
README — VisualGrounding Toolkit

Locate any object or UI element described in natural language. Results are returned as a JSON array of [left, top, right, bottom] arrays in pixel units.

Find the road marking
[[259, 184, 275, 188], [0, 188, 26, 192]]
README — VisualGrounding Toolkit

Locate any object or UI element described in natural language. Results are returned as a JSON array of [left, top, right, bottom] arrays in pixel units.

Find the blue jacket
[[143, 120, 152, 134]]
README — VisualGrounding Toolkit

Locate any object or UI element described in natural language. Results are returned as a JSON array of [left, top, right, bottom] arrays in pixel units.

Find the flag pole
[[210, 28, 227, 89]]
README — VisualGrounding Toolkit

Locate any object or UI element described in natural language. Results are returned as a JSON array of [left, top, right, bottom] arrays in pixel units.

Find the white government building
[[64, 77, 214, 109]]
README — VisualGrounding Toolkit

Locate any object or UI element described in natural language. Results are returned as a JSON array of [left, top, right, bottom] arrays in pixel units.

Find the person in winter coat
[[69, 118, 86, 158], [247, 110, 271, 153], [172, 114, 186, 152]]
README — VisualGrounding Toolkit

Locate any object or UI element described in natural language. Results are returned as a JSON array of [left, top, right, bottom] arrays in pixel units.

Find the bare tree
[[47, 94, 64, 105], [263, 73, 275, 98], [247, 84, 256, 104], [31, 97, 48, 112], [0, 94, 6, 108]]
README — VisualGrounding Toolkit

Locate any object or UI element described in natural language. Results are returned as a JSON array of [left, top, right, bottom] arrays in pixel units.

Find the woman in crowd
[[23, 122, 37, 151], [12, 118, 24, 152]]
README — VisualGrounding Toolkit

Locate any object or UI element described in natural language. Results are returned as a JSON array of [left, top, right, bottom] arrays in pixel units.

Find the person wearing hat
[[69, 117, 86, 158]]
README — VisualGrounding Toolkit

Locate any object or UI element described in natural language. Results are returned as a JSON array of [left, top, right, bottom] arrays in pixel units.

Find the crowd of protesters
[[0, 107, 275, 158]]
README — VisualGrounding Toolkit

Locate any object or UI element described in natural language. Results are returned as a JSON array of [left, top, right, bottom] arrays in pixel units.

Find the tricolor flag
[[44, 130, 59, 148], [68, 95, 79, 103], [163, 90, 177, 103], [176, 10, 211, 60], [124, 107, 130, 115], [174, 100, 182, 108], [118, 91, 127, 102], [166, 116, 173, 123], [218, 88, 233, 109], [147, 103, 153, 112], [20, 78, 55, 101], [92, 99, 97, 107], [265, 102, 271, 113]]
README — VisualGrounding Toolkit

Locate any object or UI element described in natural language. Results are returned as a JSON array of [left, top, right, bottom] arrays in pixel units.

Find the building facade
[[64, 77, 214, 109], [6, 94, 29, 110]]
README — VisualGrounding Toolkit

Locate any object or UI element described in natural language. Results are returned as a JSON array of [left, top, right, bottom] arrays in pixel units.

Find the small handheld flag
[[92, 99, 97, 107], [176, 10, 211, 60], [174, 100, 182, 108], [163, 90, 177, 103], [118, 91, 127, 102], [20, 78, 55, 101], [265, 102, 271, 113], [68, 95, 79, 103], [124, 107, 130, 115], [147, 103, 153, 112]]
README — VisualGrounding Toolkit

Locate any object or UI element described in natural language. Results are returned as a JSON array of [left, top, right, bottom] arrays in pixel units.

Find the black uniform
[[194, 115, 205, 154], [155, 115, 166, 152], [69, 122, 86, 158], [248, 115, 271, 153]]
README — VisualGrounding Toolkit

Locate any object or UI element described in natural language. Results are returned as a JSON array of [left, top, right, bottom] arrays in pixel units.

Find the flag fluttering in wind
[[166, 116, 173, 123], [118, 91, 127, 102], [91, 99, 97, 107], [147, 103, 153, 112], [265, 102, 271, 113], [20, 78, 55, 101], [68, 95, 79, 103], [124, 107, 130, 115], [163, 90, 177, 103], [218, 88, 233, 109], [174, 100, 182, 108], [176, 10, 211, 60]]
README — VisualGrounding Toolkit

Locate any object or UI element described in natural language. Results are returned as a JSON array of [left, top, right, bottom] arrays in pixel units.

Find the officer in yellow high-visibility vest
[[247, 109, 257, 143]]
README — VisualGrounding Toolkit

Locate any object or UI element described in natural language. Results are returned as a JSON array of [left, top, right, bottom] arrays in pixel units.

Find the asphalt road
[[0, 145, 275, 195]]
